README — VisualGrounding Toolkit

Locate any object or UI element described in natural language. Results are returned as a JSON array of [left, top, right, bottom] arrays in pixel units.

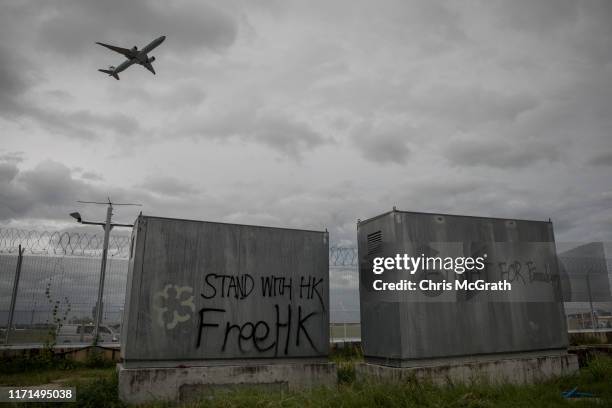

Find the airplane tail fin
[[98, 69, 120, 80]]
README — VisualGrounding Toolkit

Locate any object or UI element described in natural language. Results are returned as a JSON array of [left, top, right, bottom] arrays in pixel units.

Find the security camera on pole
[[70, 198, 141, 344]]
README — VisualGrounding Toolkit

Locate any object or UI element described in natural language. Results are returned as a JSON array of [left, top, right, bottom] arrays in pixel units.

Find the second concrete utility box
[[357, 210, 568, 366]]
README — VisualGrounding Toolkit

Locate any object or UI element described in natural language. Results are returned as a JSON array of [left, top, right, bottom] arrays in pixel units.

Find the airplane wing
[[96, 42, 134, 58], [142, 62, 156, 75]]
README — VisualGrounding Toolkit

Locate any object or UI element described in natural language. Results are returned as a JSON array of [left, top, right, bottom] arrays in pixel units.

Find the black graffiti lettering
[[239, 322, 255, 351], [261, 276, 292, 299], [298, 276, 326, 310], [296, 306, 318, 352], [299, 276, 308, 299], [526, 261, 537, 281], [274, 304, 291, 356], [197, 303, 321, 355], [196, 308, 225, 348], [228, 278, 238, 298], [222, 322, 242, 351], [498, 261, 525, 284], [310, 277, 325, 311], [201, 274, 217, 299], [202, 274, 255, 300], [278, 277, 292, 299], [253, 321, 274, 352]]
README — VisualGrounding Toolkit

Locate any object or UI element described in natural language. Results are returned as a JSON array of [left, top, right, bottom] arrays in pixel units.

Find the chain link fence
[[2, 228, 611, 345], [0, 228, 363, 345], [0, 228, 129, 345]]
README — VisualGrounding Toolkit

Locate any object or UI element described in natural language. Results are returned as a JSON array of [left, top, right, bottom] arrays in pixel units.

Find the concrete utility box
[[357, 209, 569, 367], [121, 215, 330, 366], [119, 215, 335, 402]]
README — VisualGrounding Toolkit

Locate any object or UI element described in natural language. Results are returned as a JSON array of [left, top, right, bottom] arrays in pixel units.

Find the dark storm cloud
[[0, 159, 91, 220], [35, 0, 237, 56], [0, 159, 180, 223], [0, 157, 226, 227], [2, 0, 612, 248]]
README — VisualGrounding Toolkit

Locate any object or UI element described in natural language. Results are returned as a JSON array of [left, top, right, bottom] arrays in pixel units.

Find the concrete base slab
[[118, 362, 337, 403], [356, 352, 578, 385]]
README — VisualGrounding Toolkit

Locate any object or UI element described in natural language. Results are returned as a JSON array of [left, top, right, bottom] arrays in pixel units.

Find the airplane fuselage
[[114, 58, 136, 74]]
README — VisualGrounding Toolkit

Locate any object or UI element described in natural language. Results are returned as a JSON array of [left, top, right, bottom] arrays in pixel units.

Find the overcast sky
[[1, 0, 611, 245]]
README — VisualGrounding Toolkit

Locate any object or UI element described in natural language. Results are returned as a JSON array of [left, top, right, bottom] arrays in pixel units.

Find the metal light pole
[[70, 198, 139, 344], [5, 245, 24, 344]]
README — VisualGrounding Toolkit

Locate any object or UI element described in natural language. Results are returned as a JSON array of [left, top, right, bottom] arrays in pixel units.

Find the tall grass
[[4, 354, 611, 407]]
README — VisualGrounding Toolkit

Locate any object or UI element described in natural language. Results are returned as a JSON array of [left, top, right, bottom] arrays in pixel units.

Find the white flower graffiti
[[152, 284, 195, 330]]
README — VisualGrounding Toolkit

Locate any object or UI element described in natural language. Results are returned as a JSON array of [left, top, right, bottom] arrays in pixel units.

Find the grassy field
[[1, 351, 611, 407]]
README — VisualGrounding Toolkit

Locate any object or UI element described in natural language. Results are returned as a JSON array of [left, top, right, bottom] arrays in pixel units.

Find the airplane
[[96, 35, 166, 80]]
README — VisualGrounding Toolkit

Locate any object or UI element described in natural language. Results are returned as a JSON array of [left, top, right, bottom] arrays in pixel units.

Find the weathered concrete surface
[[117, 362, 337, 403], [357, 210, 569, 364], [356, 351, 578, 385], [122, 215, 329, 364]]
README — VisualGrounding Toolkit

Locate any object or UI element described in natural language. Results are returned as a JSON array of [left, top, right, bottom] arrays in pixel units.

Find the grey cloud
[[0, 151, 24, 164], [253, 116, 327, 158], [444, 137, 560, 168], [16, 106, 141, 141], [0, 162, 19, 184], [138, 176, 197, 197], [35, 0, 237, 56], [112, 83, 207, 110], [492, 0, 612, 64], [0, 159, 190, 224], [318, 81, 537, 128], [0, 45, 31, 114], [0, 160, 91, 221], [354, 131, 411, 165], [589, 152, 612, 167], [0, 41, 138, 139], [411, 87, 538, 126], [188, 109, 329, 158], [351, 122, 413, 165], [492, 0, 579, 34], [2, 1, 612, 249], [80, 171, 104, 181]]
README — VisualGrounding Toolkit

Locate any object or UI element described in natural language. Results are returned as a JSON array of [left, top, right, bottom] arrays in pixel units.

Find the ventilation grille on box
[[367, 230, 382, 256]]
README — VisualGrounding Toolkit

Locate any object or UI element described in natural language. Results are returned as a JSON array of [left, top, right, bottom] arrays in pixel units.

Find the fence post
[[5, 245, 24, 344], [586, 274, 597, 331]]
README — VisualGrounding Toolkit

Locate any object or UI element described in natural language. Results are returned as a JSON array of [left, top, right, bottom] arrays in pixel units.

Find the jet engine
[[131, 46, 138, 52], [109, 66, 116, 70], [148, 56, 156, 63]]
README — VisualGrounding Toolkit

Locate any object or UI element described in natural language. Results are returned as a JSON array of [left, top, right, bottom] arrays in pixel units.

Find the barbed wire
[[0, 228, 361, 265], [329, 246, 358, 266], [0, 228, 131, 258]]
